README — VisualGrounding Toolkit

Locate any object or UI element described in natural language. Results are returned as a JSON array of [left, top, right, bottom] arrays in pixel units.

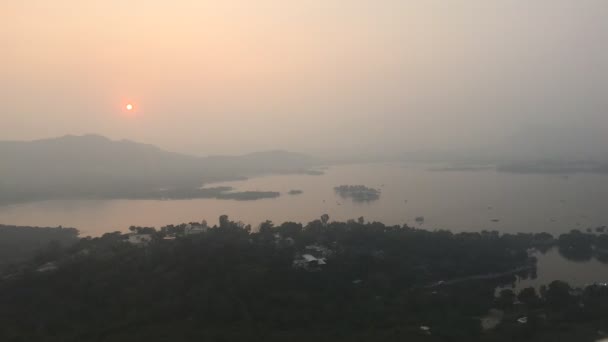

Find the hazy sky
[[2, 0, 607, 157]]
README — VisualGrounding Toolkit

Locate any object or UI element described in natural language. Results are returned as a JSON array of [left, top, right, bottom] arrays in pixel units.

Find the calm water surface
[[2, 162, 608, 287], [2, 163, 606, 236], [499, 248, 608, 292]]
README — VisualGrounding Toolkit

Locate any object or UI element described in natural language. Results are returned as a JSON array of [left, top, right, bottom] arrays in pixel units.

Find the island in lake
[[130, 186, 280, 201], [334, 185, 381, 202]]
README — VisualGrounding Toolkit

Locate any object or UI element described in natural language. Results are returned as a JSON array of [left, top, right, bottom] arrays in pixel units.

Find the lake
[[2, 162, 607, 237], [3, 162, 608, 288], [500, 248, 608, 292]]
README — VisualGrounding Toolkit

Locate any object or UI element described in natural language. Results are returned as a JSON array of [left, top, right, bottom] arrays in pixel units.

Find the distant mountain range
[[0, 135, 319, 203]]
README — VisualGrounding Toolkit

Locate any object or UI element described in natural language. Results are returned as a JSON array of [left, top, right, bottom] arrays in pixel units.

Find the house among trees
[[293, 244, 333, 271], [184, 221, 210, 236], [127, 233, 153, 246], [293, 254, 327, 271]]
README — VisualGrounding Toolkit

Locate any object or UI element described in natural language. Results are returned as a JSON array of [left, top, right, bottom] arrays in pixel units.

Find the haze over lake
[[4, 1, 608, 339], [2, 163, 606, 237]]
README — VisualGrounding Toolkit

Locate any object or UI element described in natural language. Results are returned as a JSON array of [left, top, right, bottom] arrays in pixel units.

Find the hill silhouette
[[0, 135, 318, 203]]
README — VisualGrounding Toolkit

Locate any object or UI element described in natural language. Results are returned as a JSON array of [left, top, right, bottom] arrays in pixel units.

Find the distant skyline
[[2, 1, 607, 159]]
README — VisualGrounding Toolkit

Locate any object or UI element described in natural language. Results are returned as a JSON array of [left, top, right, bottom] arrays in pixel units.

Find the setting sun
[[126, 104, 133, 111]]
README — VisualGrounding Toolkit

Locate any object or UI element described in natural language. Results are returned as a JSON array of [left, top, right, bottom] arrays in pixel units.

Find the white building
[[37, 262, 58, 273], [128, 234, 153, 246], [185, 222, 209, 236], [302, 254, 327, 265], [293, 254, 327, 271]]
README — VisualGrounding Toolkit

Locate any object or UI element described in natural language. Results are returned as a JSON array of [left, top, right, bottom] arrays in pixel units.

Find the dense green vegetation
[[0, 225, 79, 271], [2, 220, 608, 341], [557, 228, 608, 262]]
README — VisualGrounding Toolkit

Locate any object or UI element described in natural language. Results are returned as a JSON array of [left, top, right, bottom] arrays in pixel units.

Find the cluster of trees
[[2, 219, 608, 341], [0, 218, 539, 341], [0, 225, 78, 271], [557, 229, 608, 262], [491, 281, 608, 341]]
